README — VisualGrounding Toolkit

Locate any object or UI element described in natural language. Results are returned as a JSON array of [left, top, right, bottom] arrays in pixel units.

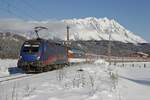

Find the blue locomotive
[[17, 38, 68, 72]]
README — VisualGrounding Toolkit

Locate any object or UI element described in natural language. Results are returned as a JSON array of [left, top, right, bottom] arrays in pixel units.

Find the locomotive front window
[[23, 44, 40, 53]]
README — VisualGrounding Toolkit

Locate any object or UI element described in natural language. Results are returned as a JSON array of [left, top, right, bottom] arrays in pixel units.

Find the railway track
[[0, 74, 33, 83], [0, 70, 55, 83]]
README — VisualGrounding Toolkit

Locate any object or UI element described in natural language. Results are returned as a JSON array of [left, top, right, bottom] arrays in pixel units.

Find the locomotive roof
[[24, 38, 65, 46], [25, 38, 44, 43]]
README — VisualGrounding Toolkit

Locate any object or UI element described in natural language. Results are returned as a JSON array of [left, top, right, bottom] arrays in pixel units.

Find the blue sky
[[0, 0, 149, 42]]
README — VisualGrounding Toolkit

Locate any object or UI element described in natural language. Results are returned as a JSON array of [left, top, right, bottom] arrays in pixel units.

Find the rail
[[0, 74, 33, 83]]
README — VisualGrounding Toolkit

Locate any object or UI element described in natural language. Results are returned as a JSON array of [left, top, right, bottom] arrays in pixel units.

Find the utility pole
[[66, 25, 70, 65], [108, 31, 111, 65], [67, 25, 70, 43]]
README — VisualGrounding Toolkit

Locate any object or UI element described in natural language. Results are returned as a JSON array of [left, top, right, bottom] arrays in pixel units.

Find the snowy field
[[0, 59, 118, 100], [117, 62, 150, 100], [0, 59, 150, 100]]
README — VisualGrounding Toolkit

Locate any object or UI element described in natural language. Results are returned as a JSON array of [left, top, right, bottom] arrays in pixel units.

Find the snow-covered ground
[[0, 59, 150, 100], [0, 59, 118, 100]]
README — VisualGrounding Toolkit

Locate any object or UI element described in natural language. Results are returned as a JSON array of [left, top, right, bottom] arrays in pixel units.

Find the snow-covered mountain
[[0, 17, 147, 44], [62, 17, 146, 44]]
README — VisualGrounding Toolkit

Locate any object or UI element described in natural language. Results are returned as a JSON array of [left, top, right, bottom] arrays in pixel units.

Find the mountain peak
[[62, 17, 146, 44]]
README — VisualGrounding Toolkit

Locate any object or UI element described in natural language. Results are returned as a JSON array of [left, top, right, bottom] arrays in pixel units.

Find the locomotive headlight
[[37, 56, 40, 60], [19, 56, 22, 59]]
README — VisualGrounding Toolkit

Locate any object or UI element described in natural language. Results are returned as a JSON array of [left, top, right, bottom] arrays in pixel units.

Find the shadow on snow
[[120, 75, 150, 86]]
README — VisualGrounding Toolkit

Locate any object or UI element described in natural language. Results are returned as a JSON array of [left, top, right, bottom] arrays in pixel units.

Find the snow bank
[[0, 59, 17, 76], [94, 59, 109, 65]]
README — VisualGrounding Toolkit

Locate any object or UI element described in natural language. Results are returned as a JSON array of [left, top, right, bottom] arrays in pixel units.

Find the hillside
[[0, 32, 26, 58]]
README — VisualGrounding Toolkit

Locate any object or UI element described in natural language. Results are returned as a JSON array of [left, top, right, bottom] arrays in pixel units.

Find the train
[[17, 38, 87, 73]]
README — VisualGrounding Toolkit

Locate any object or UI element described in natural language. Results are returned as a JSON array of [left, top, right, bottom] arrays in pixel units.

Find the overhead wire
[[0, 0, 37, 20], [0, 6, 26, 19]]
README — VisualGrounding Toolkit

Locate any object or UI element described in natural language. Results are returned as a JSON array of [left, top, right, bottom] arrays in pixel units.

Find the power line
[[1, 0, 37, 20], [0, 6, 26, 19]]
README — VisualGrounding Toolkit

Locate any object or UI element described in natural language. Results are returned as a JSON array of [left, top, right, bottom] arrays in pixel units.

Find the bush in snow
[[72, 68, 87, 88], [23, 84, 36, 97], [56, 67, 66, 81]]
